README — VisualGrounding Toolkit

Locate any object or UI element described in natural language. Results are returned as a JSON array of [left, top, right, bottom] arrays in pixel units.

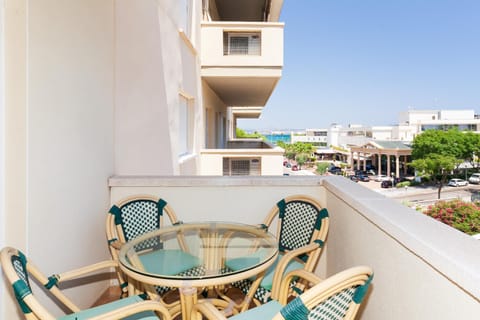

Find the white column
[[387, 154, 391, 177], [396, 155, 400, 178], [378, 154, 382, 175]]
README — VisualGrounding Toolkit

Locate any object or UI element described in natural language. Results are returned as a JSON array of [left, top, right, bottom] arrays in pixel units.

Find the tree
[[278, 142, 316, 168], [410, 154, 459, 199], [411, 129, 467, 199], [295, 153, 308, 169], [235, 128, 264, 139]]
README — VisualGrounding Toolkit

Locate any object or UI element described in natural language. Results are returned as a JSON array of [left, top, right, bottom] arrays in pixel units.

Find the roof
[[369, 140, 411, 150]]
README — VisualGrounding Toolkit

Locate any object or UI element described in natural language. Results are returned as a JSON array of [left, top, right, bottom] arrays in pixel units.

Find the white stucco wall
[[114, 0, 203, 176], [2, 1, 115, 319]]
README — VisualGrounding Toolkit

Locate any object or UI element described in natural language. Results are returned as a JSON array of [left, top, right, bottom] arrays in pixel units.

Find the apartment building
[[2, 2, 478, 320], [1, 1, 284, 318], [308, 109, 480, 151]]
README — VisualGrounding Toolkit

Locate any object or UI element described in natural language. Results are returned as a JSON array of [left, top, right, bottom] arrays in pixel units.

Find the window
[[223, 32, 261, 55], [179, 93, 193, 156], [223, 158, 261, 176]]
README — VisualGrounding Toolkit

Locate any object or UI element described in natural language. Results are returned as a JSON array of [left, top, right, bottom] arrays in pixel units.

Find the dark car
[[381, 180, 393, 188], [356, 174, 370, 182], [328, 166, 342, 175], [349, 175, 359, 182]]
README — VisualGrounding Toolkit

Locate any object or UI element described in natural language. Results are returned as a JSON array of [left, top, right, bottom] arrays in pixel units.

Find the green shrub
[[423, 200, 480, 235], [316, 162, 329, 174], [395, 181, 411, 188]]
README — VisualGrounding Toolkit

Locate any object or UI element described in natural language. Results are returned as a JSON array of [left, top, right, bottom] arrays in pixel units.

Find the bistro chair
[[0, 246, 172, 320], [192, 266, 373, 320], [106, 195, 200, 303], [222, 194, 329, 311]]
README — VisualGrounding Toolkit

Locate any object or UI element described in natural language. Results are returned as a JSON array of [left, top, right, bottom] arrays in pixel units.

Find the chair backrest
[[279, 266, 373, 320], [106, 195, 182, 292], [263, 195, 329, 269], [106, 195, 180, 245], [1, 246, 63, 320]]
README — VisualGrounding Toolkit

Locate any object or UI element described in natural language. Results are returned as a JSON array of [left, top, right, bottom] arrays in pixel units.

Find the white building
[[2, 3, 479, 320], [325, 109, 480, 150], [398, 109, 480, 138], [1, 1, 284, 318], [290, 128, 328, 146]]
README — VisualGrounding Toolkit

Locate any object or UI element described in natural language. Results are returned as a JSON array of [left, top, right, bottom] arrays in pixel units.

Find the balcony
[[201, 21, 284, 106], [109, 175, 480, 318], [200, 139, 284, 175]]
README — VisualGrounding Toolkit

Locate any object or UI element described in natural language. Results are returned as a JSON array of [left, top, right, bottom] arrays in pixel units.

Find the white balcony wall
[[201, 22, 284, 68], [115, 0, 203, 175], [2, 1, 115, 319], [109, 176, 480, 319], [200, 148, 284, 175]]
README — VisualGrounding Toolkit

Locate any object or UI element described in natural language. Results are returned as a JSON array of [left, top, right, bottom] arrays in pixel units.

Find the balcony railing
[[201, 21, 283, 68], [200, 140, 284, 175], [109, 175, 480, 319]]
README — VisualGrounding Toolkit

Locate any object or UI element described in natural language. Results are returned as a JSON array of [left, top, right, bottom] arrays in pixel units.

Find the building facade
[[1, 1, 284, 318]]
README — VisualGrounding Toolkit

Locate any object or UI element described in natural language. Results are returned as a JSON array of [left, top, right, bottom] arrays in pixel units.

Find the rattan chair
[[221, 194, 329, 311], [0, 246, 172, 320], [192, 266, 373, 320], [106, 195, 200, 302]]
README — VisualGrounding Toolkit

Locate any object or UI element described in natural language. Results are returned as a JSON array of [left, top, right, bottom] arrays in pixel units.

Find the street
[[362, 180, 480, 207]]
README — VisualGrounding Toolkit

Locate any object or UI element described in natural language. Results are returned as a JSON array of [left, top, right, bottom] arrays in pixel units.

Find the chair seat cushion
[[59, 295, 159, 320], [230, 300, 282, 320], [139, 249, 201, 275], [226, 252, 304, 290]]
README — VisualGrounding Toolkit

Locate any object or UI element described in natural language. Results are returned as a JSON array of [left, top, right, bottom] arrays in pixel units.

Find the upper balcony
[[200, 139, 284, 175], [109, 175, 480, 319], [201, 21, 284, 106]]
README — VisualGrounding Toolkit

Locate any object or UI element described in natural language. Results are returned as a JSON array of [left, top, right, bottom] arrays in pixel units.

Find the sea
[[264, 133, 291, 144]]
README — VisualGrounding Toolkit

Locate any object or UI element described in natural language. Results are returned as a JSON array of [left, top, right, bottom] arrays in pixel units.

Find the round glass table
[[118, 222, 278, 320]]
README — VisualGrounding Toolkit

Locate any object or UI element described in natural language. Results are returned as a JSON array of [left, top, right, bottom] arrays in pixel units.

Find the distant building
[[397, 109, 480, 138], [290, 129, 328, 146]]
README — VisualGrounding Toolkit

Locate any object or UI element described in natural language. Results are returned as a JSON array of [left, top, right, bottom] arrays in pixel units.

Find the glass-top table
[[118, 222, 278, 320]]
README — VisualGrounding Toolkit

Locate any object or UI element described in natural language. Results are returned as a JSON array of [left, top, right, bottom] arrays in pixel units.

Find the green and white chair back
[[106, 195, 201, 301], [275, 197, 328, 260], [191, 266, 373, 320], [226, 195, 329, 309], [0, 246, 171, 320]]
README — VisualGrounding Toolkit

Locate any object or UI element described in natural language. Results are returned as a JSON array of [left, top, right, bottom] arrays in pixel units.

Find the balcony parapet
[[109, 175, 480, 318], [201, 21, 284, 68]]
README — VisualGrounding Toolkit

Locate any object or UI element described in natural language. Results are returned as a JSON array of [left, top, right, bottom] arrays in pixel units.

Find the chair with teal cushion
[[0, 246, 171, 320], [106, 195, 201, 303], [223, 194, 329, 311], [192, 266, 373, 320]]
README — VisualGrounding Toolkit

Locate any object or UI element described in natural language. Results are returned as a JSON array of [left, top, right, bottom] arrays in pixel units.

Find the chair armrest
[[88, 300, 172, 320], [277, 269, 323, 304], [55, 260, 119, 282], [191, 301, 228, 320], [109, 240, 122, 250], [270, 242, 321, 299]]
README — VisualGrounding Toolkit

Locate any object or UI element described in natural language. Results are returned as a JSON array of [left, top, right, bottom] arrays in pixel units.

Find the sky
[[238, 0, 480, 131]]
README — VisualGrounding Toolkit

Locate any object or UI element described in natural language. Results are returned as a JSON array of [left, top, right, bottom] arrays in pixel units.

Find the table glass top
[[119, 222, 278, 280]]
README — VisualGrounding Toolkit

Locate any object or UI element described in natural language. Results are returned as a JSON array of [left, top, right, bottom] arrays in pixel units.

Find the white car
[[374, 175, 390, 182], [448, 178, 468, 187], [468, 173, 480, 184]]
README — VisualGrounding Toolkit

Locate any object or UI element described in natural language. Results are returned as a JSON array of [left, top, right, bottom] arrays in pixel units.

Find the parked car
[[468, 173, 480, 184], [291, 165, 299, 171], [328, 166, 342, 175], [381, 180, 393, 188], [349, 175, 359, 182], [356, 174, 370, 182], [374, 175, 390, 182], [448, 178, 468, 187]]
